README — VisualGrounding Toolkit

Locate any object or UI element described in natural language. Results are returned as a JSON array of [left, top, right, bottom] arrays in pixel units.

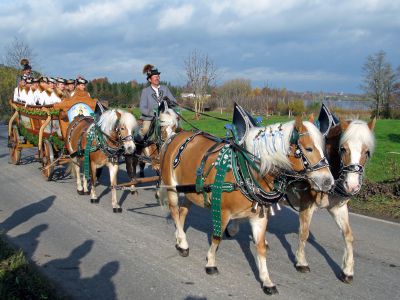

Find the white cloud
[[158, 5, 194, 30]]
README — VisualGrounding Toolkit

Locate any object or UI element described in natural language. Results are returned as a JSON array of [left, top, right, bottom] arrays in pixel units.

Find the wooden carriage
[[8, 90, 99, 180]]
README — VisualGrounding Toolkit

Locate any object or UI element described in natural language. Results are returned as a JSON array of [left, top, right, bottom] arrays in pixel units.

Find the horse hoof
[[77, 190, 84, 195], [263, 285, 278, 295], [175, 245, 189, 257], [84, 191, 90, 195], [113, 208, 118, 213], [340, 272, 353, 284], [117, 207, 122, 213], [296, 265, 311, 273], [205, 266, 219, 275], [90, 198, 98, 203]]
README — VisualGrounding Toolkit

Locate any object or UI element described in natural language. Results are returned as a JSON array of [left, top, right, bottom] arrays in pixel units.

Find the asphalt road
[[0, 124, 399, 300]]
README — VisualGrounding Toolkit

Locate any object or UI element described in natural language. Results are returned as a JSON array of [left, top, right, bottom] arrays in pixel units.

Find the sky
[[1, 0, 399, 93]]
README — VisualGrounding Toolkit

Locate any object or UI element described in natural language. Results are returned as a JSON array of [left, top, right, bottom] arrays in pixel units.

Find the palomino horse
[[287, 118, 375, 283], [159, 117, 334, 295], [126, 100, 179, 179], [66, 109, 138, 212]]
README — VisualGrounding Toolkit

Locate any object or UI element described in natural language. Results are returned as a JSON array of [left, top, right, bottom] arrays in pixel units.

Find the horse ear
[[294, 115, 303, 131], [115, 110, 121, 120], [308, 113, 315, 123], [339, 117, 349, 131], [368, 117, 376, 131]]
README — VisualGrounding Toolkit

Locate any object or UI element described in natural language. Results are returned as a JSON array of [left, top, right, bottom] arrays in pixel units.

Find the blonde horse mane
[[244, 120, 325, 175], [159, 108, 179, 128], [97, 109, 137, 134], [340, 120, 375, 153]]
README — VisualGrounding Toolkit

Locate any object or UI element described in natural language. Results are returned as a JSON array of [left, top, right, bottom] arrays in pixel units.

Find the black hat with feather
[[143, 64, 160, 80]]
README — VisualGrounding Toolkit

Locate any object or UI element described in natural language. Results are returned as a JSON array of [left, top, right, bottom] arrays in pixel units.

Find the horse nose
[[344, 181, 360, 193], [124, 145, 134, 154]]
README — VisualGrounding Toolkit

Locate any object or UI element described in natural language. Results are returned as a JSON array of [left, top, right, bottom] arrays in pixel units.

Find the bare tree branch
[[3, 37, 35, 69]]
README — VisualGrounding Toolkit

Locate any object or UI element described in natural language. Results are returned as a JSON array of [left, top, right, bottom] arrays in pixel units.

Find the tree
[[361, 51, 398, 118], [3, 37, 35, 69], [184, 49, 217, 118]]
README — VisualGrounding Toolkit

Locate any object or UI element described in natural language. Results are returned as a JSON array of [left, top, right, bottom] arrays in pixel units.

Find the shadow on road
[[0, 196, 55, 233], [43, 240, 119, 299]]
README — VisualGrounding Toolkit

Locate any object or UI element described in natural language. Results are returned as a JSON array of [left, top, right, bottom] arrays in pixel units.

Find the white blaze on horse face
[[344, 140, 363, 193], [302, 122, 334, 192], [123, 129, 135, 155]]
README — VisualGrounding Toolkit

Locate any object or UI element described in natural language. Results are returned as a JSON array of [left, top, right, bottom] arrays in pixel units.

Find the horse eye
[[305, 147, 313, 152], [366, 150, 370, 158], [340, 146, 346, 153]]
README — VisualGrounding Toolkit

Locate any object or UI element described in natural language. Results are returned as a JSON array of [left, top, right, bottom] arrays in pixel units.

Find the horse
[[66, 109, 138, 212], [286, 118, 376, 283], [126, 100, 179, 179], [158, 116, 334, 295]]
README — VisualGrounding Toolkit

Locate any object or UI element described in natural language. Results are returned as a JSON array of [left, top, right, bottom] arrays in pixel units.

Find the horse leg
[[139, 161, 145, 178], [89, 162, 99, 203], [125, 154, 137, 180], [249, 214, 278, 295], [295, 201, 316, 273], [109, 163, 122, 213], [328, 202, 354, 283], [73, 158, 84, 195], [205, 211, 231, 275], [168, 189, 189, 256]]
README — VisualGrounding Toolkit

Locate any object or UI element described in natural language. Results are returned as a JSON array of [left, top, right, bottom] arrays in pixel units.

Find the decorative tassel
[[269, 205, 275, 216], [251, 201, 258, 213], [276, 203, 281, 211]]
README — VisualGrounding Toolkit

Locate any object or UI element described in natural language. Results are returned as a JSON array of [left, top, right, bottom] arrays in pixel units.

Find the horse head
[[158, 101, 179, 142], [333, 118, 376, 195], [286, 116, 334, 192], [98, 109, 138, 155]]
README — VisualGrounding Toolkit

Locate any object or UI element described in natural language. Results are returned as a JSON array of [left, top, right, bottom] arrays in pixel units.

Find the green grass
[[365, 119, 400, 182], [0, 235, 64, 300]]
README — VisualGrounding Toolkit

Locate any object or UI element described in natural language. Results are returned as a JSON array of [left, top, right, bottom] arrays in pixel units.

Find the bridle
[[334, 145, 369, 197], [289, 129, 330, 175]]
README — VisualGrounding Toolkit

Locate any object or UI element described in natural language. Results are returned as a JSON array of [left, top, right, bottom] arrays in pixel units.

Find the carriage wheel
[[41, 140, 55, 181], [8, 126, 21, 165]]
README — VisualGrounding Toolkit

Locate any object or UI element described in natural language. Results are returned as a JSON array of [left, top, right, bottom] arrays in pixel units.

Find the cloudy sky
[[1, 0, 399, 93]]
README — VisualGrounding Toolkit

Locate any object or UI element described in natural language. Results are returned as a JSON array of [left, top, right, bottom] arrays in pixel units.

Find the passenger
[[35, 77, 50, 105], [65, 79, 76, 98], [13, 75, 26, 103], [71, 77, 90, 97], [26, 78, 39, 106], [17, 59, 32, 86], [55, 77, 68, 99], [19, 77, 32, 104]]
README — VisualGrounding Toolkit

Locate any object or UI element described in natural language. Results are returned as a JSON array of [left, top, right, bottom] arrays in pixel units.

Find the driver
[[138, 64, 177, 140]]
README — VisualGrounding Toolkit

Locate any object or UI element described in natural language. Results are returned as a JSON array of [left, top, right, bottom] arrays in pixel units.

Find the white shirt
[[151, 85, 160, 98], [13, 87, 20, 102], [25, 89, 37, 106]]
